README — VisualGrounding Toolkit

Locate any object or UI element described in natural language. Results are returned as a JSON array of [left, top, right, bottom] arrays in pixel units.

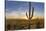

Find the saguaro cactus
[[26, 2, 34, 29], [26, 2, 34, 20]]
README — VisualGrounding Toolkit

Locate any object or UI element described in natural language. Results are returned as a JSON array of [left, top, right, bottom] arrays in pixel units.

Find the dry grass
[[6, 17, 44, 30]]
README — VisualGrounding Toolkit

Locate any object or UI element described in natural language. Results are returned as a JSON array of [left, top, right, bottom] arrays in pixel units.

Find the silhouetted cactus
[[26, 2, 34, 29], [26, 2, 34, 20]]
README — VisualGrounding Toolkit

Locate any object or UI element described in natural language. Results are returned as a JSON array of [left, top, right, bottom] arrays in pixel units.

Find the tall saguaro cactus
[[26, 2, 34, 20], [26, 2, 34, 29]]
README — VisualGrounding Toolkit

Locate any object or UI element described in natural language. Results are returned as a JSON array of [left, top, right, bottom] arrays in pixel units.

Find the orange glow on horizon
[[6, 16, 28, 20], [6, 16, 44, 20]]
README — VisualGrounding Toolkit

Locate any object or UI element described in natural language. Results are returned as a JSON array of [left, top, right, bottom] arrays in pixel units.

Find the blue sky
[[5, 1, 44, 18]]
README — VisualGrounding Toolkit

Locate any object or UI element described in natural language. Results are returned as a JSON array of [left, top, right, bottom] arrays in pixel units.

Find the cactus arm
[[26, 12, 28, 18], [31, 7, 34, 18]]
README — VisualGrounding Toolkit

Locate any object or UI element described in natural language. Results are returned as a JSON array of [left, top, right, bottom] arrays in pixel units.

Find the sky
[[5, 1, 44, 19]]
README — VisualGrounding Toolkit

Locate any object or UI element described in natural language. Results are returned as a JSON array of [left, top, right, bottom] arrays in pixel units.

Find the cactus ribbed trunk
[[29, 2, 31, 19]]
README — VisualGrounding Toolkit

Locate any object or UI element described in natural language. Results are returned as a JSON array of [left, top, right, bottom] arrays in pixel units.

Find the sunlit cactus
[[26, 2, 34, 29]]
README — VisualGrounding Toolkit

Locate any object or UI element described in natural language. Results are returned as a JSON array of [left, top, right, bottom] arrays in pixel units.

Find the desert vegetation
[[6, 17, 44, 30]]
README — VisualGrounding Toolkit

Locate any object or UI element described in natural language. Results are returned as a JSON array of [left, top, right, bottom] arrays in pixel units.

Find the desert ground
[[5, 16, 44, 30]]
